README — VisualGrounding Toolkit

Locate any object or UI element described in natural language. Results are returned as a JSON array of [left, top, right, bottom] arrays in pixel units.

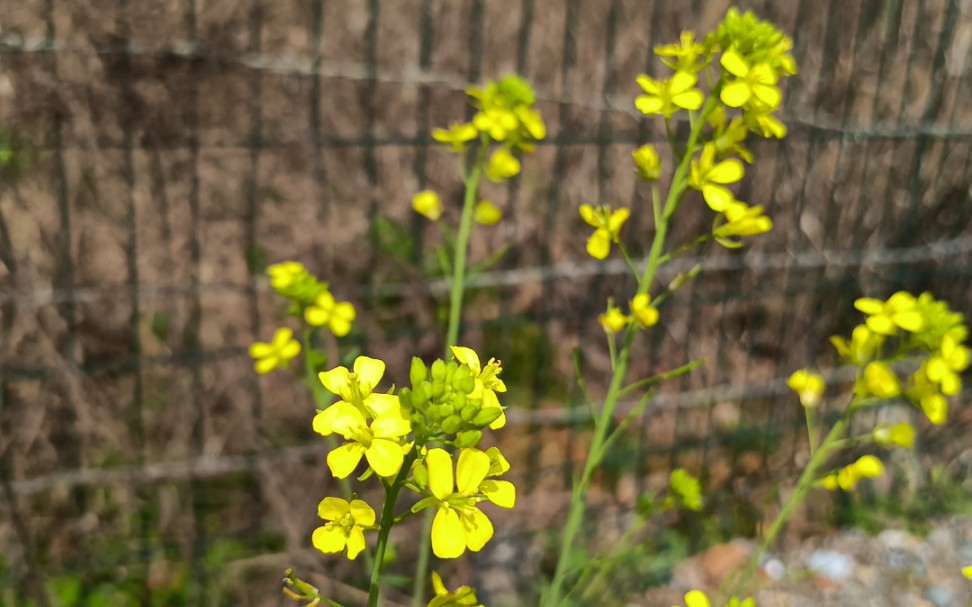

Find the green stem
[[413, 137, 490, 607], [543, 93, 719, 607], [722, 412, 850, 598], [367, 450, 419, 607]]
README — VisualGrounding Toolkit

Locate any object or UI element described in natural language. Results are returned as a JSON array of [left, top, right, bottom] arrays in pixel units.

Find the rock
[[927, 585, 953, 607], [807, 548, 855, 586]]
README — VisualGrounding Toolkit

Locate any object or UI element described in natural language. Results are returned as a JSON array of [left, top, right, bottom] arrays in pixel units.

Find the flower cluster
[[249, 262, 357, 374], [311, 347, 515, 562], [416, 75, 546, 226], [598, 294, 660, 333], [674, 590, 754, 607], [820, 455, 885, 492]]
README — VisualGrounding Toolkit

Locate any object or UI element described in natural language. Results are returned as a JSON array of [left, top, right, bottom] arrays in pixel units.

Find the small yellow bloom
[[485, 148, 521, 182], [249, 327, 301, 374], [925, 334, 969, 396], [677, 590, 712, 607], [962, 565, 972, 579], [312, 497, 375, 560], [630, 293, 659, 328], [427, 571, 483, 607], [654, 31, 706, 73], [473, 200, 503, 225], [515, 106, 547, 141], [579, 203, 630, 260], [907, 367, 949, 425], [304, 291, 356, 337], [315, 356, 400, 434], [689, 144, 745, 212], [744, 106, 787, 138], [412, 190, 443, 221], [830, 325, 884, 365], [708, 106, 753, 162], [713, 200, 773, 247], [635, 71, 704, 118], [787, 369, 825, 408], [854, 292, 923, 335], [858, 362, 901, 399], [632, 144, 661, 181], [473, 108, 518, 141], [823, 455, 885, 492], [422, 448, 509, 559], [267, 261, 307, 292], [432, 122, 478, 151], [326, 402, 411, 478], [720, 48, 782, 109], [451, 346, 507, 429], [599, 302, 630, 334], [873, 421, 915, 449]]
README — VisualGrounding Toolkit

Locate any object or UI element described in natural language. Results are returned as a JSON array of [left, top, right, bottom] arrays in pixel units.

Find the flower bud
[[410, 357, 428, 388], [473, 407, 503, 428], [459, 375, 476, 394], [455, 430, 483, 448], [410, 412, 426, 430], [452, 392, 467, 410], [398, 387, 413, 409], [412, 190, 442, 221], [413, 381, 432, 405], [412, 461, 429, 488], [460, 403, 479, 422], [431, 382, 445, 400], [431, 359, 446, 381], [441, 415, 462, 434]]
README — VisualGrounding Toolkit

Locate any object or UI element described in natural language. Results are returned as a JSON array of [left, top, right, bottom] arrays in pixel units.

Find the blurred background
[[1, 0, 971, 605]]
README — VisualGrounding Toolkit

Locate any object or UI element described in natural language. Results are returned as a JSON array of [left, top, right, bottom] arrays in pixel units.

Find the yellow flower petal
[[279, 339, 301, 360], [312, 525, 347, 554], [345, 526, 366, 559], [853, 455, 884, 478], [254, 356, 278, 374], [635, 95, 664, 115], [366, 438, 406, 477], [352, 356, 385, 394], [481, 479, 516, 508], [350, 499, 376, 526], [319, 366, 353, 399], [607, 208, 630, 235], [249, 343, 273, 358], [752, 82, 781, 108], [364, 393, 400, 418], [370, 410, 410, 439], [432, 508, 465, 558], [701, 184, 735, 212], [708, 159, 745, 184], [587, 229, 612, 260], [272, 327, 294, 347], [922, 394, 947, 425], [720, 81, 751, 107], [891, 309, 923, 332], [672, 89, 704, 111], [318, 497, 350, 520], [426, 448, 455, 501], [669, 71, 698, 94], [684, 589, 711, 607], [578, 203, 599, 227], [328, 443, 366, 479], [474, 200, 503, 225], [460, 508, 493, 551], [456, 449, 491, 495], [486, 447, 511, 476], [720, 49, 749, 78], [450, 346, 482, 373]]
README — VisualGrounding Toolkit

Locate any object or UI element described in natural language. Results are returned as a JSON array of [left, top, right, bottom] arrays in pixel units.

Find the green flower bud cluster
[[267, 261, 330, 308], [398, 357, 501, 448], [710, 7, 796, 71]]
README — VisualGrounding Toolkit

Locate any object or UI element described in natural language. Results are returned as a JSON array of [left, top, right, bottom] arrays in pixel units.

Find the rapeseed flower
[[473, 108, 518, 141], [655, 31, 707, 73], [688, 144, 745, 212], [249, 327, 301, 374], [579, 203, 630, 260], [719, 48, 782, 109], [486, 148, 521, 182], [419, 448, 511, 558], [473, 200, 503, 225], [787, 369, 825, 408], [854, 292, 924, 335], [451, 346, 507, 429], [427, 571, 482, 607], [630, 293, 659, 328], [822, 455, 884, 491], [673, 590, 753, 607], [312, 497, 375, 560], [857, 361, 900, 399], [873, 421, 915, 449], [432, 123, 478, 152], [635, 71, 704, 118], [830, 325, 884, 366], [599, 302, 630, 334], [304, 291, 356, 337], [925, 334, 969, 395], [413, 190, 443, 221], [907, 367, 949, 425], [743, 105, 787, 138], [268, 261, 307, 292], [315, 356, 400, 435], [713, 201, 772, 247], [632, 144, 661, 180], [326, 402, 411, 478], [707, 106, 753, 162]]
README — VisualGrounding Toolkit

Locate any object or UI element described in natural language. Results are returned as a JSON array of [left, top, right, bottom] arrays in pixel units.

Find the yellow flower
[[412, 190, 443, 221], [485, 148, 521, 182], [907, 367, 949, 425], [432, 122, 478, 151], [515, 106, 547, 141], [720, 48, 782, 109], [743, 106, 787, 138], [304, 291, 356, 337], [314, 356, 400, 434], [873, 421, 915, 449], [267, 261, 307, 292], [688, 144, 745, 212], [473, 108, 518, 141], [654, 31, 706, 73], [713, 200, 773, 247], [632, 144, 661, 180], [787, 369, 824, 408], [707, 105, 753, 162], [822, 455, 885, 492], [579, 203, 630, 260], [599, 302, 631, 334], [249, 327, 301, 374], [635, 71, 704, 118], [312, 497, 375, 560], [451, 346, 507, 429], [830, 325, 884, 365], [925, 334, 969, 396], [427, 571, 483, 607], [854, 292, 924, 335], [473, 200, 503, 225], [326, 402, 411, 478], [422, 448, 511, 559], [962, 565, 972, 579], [857, 362, 901, 399], [630, 293, 659, 328]]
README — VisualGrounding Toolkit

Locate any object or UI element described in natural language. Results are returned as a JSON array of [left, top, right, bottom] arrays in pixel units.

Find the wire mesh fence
[[1, 0, 971, 604]]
